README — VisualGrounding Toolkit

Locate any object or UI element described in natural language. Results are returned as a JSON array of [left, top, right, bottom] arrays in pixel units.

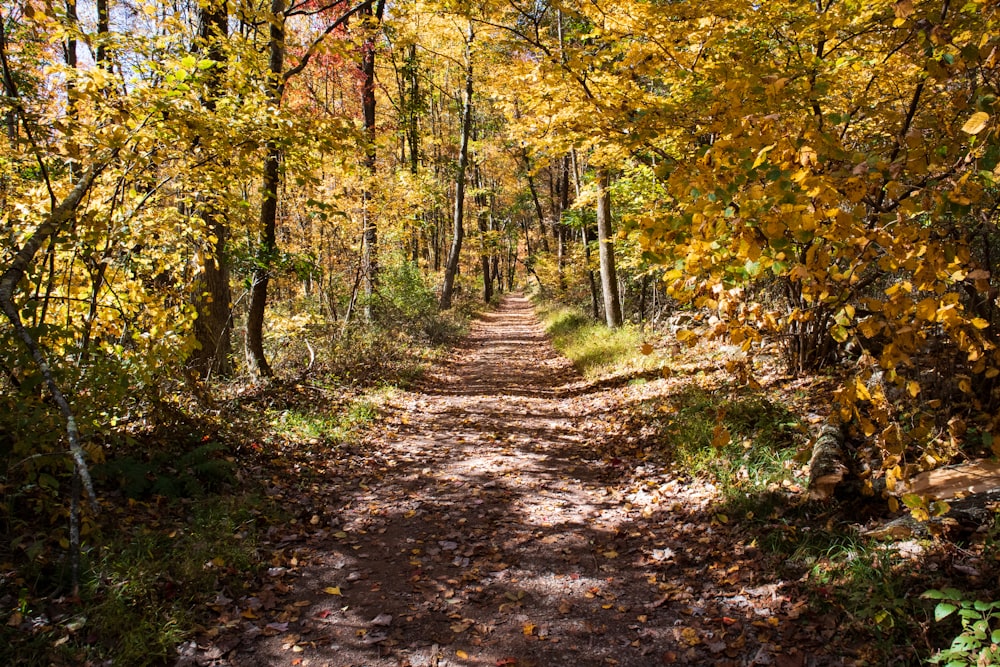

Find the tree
[[189, 0, 234, 379], [595, 167, 622, 327], [439, 19, 474, 310], [360, 0, 387, 322], [245, 0, 369, 377]]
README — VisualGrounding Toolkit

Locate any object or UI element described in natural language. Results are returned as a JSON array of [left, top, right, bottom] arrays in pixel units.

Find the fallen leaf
[[324, 586, 342, 595], [962, 111, 990, 135], [456, 649, 469, 659]]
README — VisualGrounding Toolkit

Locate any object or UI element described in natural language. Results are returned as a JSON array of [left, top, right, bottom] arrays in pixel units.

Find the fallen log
[[807, 421, 850, 500]]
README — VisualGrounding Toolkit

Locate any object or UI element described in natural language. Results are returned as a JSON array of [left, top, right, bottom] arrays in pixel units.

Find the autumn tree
[[439, 19, 475, 310]]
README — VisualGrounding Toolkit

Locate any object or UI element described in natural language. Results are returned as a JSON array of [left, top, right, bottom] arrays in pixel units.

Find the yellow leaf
[[324, 586, 342, 596], [971, 317, 989, 329], [603, 550, 619, 559], [456, 649, 469, 659], [907, 381, 920, 397], [522, 622, 536, 636], [915, 297, 938, 321], [711, 425, 731, 449], [676, 329, 698, 347], [752, 143, 776, 169], [962, 111, 990, 135], [680, 627, 700, 646]]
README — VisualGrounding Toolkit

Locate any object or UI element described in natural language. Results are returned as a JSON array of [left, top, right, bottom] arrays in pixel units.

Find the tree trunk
[[360, 0, 385, 322], [524, 162, 549, 254], [407, 43, 421, 263], [596, 168, 622, 328], [439, 22, 474, 310], [190, 0, 233, 379], [96, 0, 108, 65], [474, 164, 492, 303], [246, 0, 286, 378], [556, 155, 570, 291]]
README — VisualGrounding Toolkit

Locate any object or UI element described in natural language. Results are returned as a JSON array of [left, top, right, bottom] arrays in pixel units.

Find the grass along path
[[192, 294, 904, 666]]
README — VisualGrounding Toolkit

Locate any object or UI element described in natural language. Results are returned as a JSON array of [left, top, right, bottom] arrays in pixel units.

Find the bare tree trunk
[[596, 168, 622, 328], [190, 0, 233, 379], [96, 0, 108, 65], [407, 43, 421, 264], [246, 0, 286, 378], [523, 157, 549, 254], [473, 163, 492, 303], [360, 0, 385, 322], [439, 21, 474, 310], [556, 155, 570, 291]]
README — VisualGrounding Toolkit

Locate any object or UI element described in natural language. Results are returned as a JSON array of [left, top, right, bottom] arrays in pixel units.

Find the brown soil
[[198, 294, 858, 667]]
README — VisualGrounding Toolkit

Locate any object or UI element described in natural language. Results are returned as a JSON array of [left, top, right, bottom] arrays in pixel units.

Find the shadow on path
[[222, 294, 850, 667]]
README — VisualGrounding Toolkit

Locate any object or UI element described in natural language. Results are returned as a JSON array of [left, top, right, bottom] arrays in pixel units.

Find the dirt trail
[[223, 294, 841, 667]]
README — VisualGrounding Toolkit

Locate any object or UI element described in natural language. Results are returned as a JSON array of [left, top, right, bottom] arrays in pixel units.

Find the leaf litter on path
[[195, 295, 868, 667]]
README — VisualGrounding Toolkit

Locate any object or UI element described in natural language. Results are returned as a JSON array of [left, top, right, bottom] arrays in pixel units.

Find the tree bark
[[246, 0, 286, 378], [523, 158, 549, 254], [360, 0, 385, 322], [556, 155, 570, 291], [474, 165, 492, 303], [596, 168, 622, 328], [96, 0, 108, 65], [439, 21, 474, 310], [189, 0, 233, 379]]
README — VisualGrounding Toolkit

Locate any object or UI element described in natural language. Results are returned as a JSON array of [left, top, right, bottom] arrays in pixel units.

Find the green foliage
[[268, 395, 378, 444], [923, 589, 1000, 666], [644, 386, 802, 492], [375, 261, 466, 343], [93, 441, 234, 500], [0, 495, 265, 666], [539, 303, 658, 379]]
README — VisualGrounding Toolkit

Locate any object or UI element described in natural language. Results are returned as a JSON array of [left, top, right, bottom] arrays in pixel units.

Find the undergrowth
[[0, 493, 268, 666], [641, 385, 805, 494], [537, 303, 661, 379]]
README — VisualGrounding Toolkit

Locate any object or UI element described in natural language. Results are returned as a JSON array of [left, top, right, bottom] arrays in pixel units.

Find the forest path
[[223, 294, 838, 667]]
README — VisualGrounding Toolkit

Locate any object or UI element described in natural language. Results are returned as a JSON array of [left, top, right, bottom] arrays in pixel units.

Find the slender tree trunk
[[246, 0, 286, 378], [585, 228, 601, 320], [523, 159, 549, 253], [0, 162, 105, 594], [360, 0, 385, 321], [474, 163, 492, 303], [407, 43, 421, 263], [556, 155, 570, 290], [64, 0, 78, 177], [439, 22, 474, 310], [0, 13, 15, 143], [96, 0, 108, 65], [190, 0, 233, 379], [596, 169, 622, 327]]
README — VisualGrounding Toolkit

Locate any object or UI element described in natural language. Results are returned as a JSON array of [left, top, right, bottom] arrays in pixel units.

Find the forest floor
[[184, 294, 982, 667]]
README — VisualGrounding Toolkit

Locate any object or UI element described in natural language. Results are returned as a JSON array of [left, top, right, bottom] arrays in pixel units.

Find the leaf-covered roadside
[[0, 320, 449, 666], [4, 295, 1000, 666]]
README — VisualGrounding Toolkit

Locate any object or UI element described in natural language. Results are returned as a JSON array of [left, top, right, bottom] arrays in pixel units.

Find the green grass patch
[[638, 385, 805, 494], [267, 392, 380, 445], [538, 304, 658, 379]]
